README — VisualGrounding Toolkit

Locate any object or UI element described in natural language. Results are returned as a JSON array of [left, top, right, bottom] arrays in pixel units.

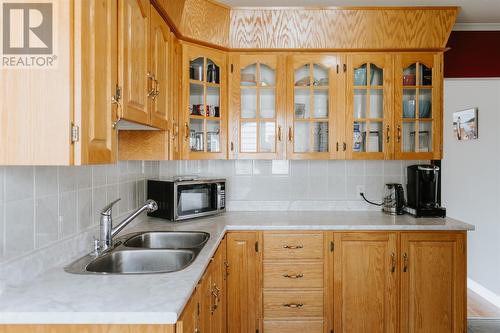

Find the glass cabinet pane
[[419, 64, 432, 86], [295, 65, 311, 87], [259, 122, 276, 152], [370, 89, 383, 119], [260, 89, 275, 118], [190, 57, 204, 81], [313, 122, 329, 152], [313, 64, 328, 86], [241, 122, 257, 152], [260, 64, 275, 87], [241, 64, 257, 86], [370, 64, 383, 86], [206, 86, 220, 117], [294, 122, 310, 152], [353, 122, 366, 152], [402, 122, 416, 152], [354, 64, 368, 86], [403, 89, 416, 119], [206, 121, 220, 152], [417, 122, 432, 152], [366, 122, 383, 152], [190, 119, 204, 152], [403, 64, 417, 86], [206, 59, 219, 84], [241, 89, 256, 118], [354, 89, 367, 119], [294, 89, 310, 119], [419, 89, 432, 119], [313, 90, 328, 118], [189, 83, 204, 116]]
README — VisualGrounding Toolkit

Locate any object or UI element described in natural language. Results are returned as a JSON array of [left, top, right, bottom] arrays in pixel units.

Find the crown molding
[[453, 23, 500, 31]]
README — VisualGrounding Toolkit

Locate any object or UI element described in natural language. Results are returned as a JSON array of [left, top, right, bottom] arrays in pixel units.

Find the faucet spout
[[111, 199, 158, 238]]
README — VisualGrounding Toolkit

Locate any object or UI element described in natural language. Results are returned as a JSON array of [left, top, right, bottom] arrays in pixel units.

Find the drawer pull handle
[[283, 245, 303, 249], [283, 303, 304, 308], [283, 273, 304, 279]]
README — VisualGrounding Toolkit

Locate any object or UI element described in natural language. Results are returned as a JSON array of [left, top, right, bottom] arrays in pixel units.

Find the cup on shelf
[[403, 74, 416, 86]]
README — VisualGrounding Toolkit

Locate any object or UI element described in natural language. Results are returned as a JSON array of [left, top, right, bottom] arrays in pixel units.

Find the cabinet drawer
[[264, 233, 324, 259], [264, 320, 323, 333], [264, 291, 323, 318], [264, 262, 323, 288]]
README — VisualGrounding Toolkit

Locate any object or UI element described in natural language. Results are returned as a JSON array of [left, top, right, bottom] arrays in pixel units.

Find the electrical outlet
[[356, 185, 365, 199]]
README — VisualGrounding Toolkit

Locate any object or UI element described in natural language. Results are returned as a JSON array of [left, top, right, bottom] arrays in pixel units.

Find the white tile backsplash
[[0, 161, 159, 265], [159, 160, 419, 210]]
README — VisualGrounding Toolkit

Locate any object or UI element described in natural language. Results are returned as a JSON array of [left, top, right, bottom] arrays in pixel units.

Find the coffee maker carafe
[[383, 183, 405, 215], [405, 165, 446, 217]]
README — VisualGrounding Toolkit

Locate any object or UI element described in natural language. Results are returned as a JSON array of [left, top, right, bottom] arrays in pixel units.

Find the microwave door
[[176, 184, 217, 218]]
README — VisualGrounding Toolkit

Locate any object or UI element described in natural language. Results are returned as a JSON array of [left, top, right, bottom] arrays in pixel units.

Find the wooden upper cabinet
[[394, 53, 443, 160], [228, 54, 286, 159], [227, 232, 262, 333], [286, 54, 341, 160], [149, 6, 170, 130], [118, 0, 150, 125], [76, 0, 118, 165], [182, 43, 227, 160], [345, 54, 394, 160], [400, 232, 466, 333], [333, 232, 398, 333]]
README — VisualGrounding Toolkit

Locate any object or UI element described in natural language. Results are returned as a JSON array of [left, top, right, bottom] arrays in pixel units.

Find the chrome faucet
[[98, 198, 158, 252]]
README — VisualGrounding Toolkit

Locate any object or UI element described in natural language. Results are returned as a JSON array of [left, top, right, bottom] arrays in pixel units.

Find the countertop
[[0, 211, 474, 324]]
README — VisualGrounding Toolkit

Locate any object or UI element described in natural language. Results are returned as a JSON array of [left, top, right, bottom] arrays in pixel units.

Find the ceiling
[[217, 0, 500, 23]]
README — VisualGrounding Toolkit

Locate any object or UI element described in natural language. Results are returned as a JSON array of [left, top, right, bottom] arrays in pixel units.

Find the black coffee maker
[[405, 165, 446, 217]]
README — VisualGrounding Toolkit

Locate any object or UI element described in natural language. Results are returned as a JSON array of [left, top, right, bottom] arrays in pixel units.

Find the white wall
[[443, 79, 500, 297]]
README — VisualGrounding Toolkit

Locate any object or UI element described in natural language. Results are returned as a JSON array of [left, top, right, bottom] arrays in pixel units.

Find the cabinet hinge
[[343, 64, 347, 73], [255, 241, 259, 252], [71, 124, 80, 143], [256, 330, 259, 333], [330, 241, 334, 252], [330, 330, 334, 333]]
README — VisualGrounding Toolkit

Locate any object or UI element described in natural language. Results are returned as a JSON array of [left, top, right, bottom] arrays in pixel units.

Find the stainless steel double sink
[[65, 231, 210, 275]]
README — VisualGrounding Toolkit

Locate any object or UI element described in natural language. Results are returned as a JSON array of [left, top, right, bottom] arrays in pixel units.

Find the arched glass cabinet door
[[229, 54, 284, 159], [395, 53, 442, 160], [346, 54, 393, 160], [287, 55, 338, 159], [184, 45, 227, 159]]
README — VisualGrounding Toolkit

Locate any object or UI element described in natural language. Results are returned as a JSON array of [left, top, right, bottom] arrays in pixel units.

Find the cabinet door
[[182, 44, 227, 160], [211, 237, 227, 333], [227, 232, 262, 333], [394, 53, 443, 160], [170, 36, 183, 160], [118, 0, 150, 125], [286, 55, 341, 160], [333, 232, 398, 333], [400, 232, 466, 333], [199, 266, 213, 333], [345, 54, 393, 160], [229, 54, 285, 159], [149, 6, 170, 130], [177, 287, 200, 333], [77, 0, 118, 164]]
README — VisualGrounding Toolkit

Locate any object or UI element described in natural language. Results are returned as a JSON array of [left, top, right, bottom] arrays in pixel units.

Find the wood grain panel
[[229, 8, 458, 50], [0, 325, 175, 333], [264, 320, 323, 333], [264, 290, 323, 318], [263, 262, 323, 289], [155, 0, 185, 28], [118, 130, 169, 160]]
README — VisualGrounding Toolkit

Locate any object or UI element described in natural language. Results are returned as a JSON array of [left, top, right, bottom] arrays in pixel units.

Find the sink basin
[[85, 249, 195, 274], [124, 231, 210, 249]]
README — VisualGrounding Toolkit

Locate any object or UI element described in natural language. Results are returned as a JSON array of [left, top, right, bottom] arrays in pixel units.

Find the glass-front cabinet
[[345, 54, 393, 159], [287, 55, 340, 159], [228, 54, 285, 159], [394, 53, 442, 160], [182, 44, 227, 159]]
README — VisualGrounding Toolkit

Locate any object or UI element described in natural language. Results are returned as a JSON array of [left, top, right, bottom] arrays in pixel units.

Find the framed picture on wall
[[453, 108, 478, 141]]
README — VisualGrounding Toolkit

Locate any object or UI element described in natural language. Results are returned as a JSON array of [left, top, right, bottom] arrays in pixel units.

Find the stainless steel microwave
[[147, 177, 226, 221]]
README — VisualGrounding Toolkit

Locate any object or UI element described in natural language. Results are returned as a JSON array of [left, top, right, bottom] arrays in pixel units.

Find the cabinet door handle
[[185, 122, 189, 140], [283, 273, 304, 279], [336, 142, 339, 152], [403, 252, 408, 272], [288, 127, 293, 141], [343, 142, 347, 151], [283, 303, 304, 308], [397, 125, 401, 143], [230, 141, 234, 151], [391, 252, 396, 273], [283, 244, 303, 249], [278, 126, 282, 142], [386, 125, 390, 143], [147, 72, 156, 98]]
